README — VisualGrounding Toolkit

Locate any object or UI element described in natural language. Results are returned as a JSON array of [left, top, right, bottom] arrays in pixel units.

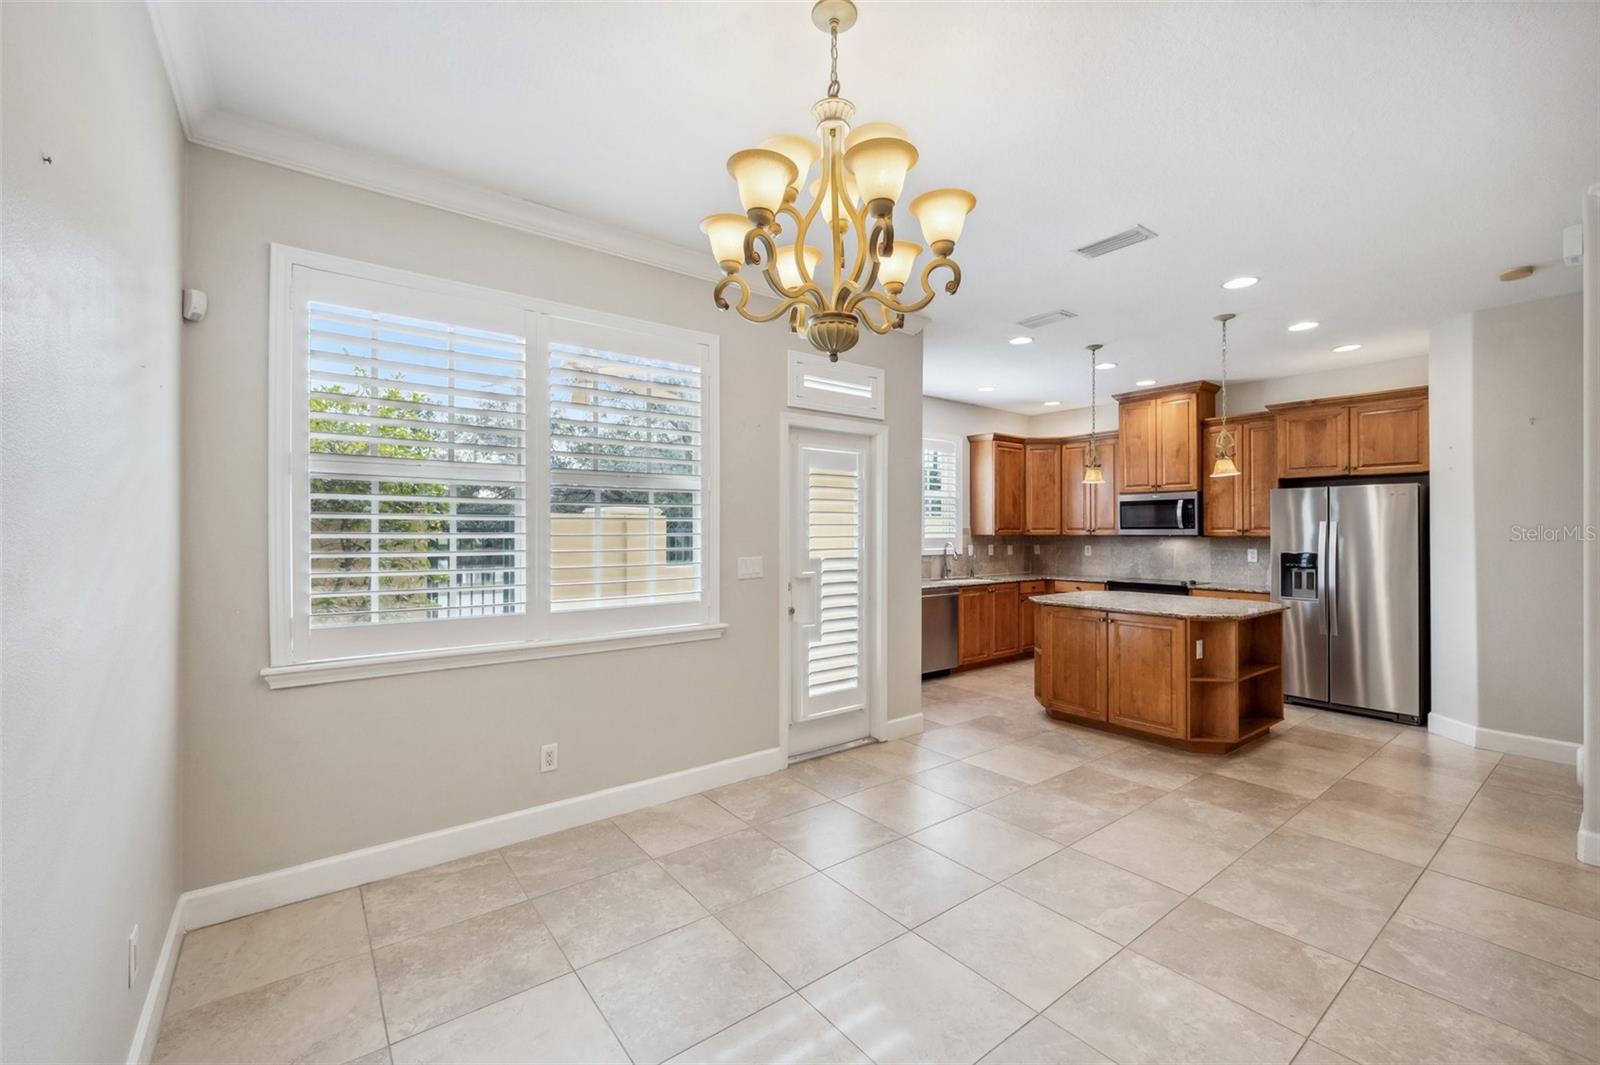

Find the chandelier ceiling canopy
[[700, 0, 976, 361]]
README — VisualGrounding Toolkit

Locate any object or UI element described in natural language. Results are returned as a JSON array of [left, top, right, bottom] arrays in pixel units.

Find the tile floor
[[153, 660, 1600, 1064]]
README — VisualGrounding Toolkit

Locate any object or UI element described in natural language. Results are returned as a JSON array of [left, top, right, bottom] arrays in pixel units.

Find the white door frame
[[777, 412, 890, 760]]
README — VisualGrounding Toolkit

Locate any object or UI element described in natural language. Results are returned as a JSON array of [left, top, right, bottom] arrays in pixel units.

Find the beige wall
[[1428, 315, 1479, 730], [1, 3, 185, 1060], [180, 146, 923, 888]]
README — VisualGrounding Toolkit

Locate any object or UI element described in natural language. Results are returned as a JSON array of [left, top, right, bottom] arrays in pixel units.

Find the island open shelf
[[1031, 590, 1285, 754]]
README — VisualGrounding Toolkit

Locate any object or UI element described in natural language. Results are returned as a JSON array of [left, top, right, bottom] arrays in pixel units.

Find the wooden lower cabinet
[[957, 581, 1037, 667], [1019, 580, 1051, 650], [991, 583, 1021, 656], [957, 587, 993, 663], [1105, 613, 1188, 739], [1035, 608, 1106, 719]]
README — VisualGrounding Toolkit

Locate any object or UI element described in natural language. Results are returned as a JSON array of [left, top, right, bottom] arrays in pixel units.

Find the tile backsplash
[[922, 535, 1271, 588]]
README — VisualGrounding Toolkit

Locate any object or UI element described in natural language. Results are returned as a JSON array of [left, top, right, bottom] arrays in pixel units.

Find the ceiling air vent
[[1016, 309, 1078, 330], [1074, 224, 1158, 259]]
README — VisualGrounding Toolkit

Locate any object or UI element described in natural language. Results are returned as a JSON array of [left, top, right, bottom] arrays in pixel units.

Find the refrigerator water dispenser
[[1280, 552, 1318, 599]]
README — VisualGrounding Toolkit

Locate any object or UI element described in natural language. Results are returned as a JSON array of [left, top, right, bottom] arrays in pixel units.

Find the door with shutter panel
[[788, 428, 874, 755]]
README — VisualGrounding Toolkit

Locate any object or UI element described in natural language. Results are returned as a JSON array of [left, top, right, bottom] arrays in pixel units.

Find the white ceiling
[[151, 1, 1597, 413]]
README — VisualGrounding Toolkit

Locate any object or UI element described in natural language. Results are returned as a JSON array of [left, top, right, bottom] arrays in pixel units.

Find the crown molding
[[145, 0, 214, 139]]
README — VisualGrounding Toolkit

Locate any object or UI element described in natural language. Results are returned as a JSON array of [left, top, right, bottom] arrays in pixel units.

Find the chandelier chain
[[827, 19, 841, 97]]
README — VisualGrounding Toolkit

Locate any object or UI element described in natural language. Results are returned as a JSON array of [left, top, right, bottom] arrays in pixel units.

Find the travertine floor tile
[[1310, 967, 1582, 1065], [846, 738, 955, 776], [802, 934, 1033, 1065], [914, 760, 1025, 806], [717, 873, 902, 987], [1090, 745, 1211, 791], [1005, 847, 1184, 944], [919, 886, 1118, 1011], [1486, 753, 1583, 800], [755, 801, 900, 868], [389, 972, 627, 1064], [1290, 1042, 1356, 1065], [658, 828, 813, 911], [1342, 743, 1497, 806], [613, 794, 747, 857], [976, 1016, 1112, 1065], [1276, 721, 1388, 758], [154, 955, 385, 1065], [1020, 727, 1130, 762], [1429, 835, 1600, 920], [1284, 778, 1461, 866], [500, 821, 648, 898], [837, 779, 969, 834], [533, 860, 705, 967], [361, 852, 526, 949], [1131, 899, 1352, 1034], [912, 809, 1062, 880], [167, 889, 370, 1014], [980, 767, 1163, 845], [1045, 952, 1302, 1064], [665, 995, 869, 1064], [372, 898, 569, 1041], [1398, 870, 1600, 979], [704, 773, 829, 823], [1212, 736, 1363, 799], [1196, 828, 1421, 961], [781, 751, 897, 799], [962, 741, 1085, 785], [1363, 912, 1600, 1059], [1453, 783, 1584, 864], [908, 719, 1016, 759], [826, 838, 989, 926], [579, 917, 789, 1064]]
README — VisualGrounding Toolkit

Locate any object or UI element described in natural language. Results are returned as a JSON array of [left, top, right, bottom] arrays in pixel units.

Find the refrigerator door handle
[[1327, 520, 1339, 637], [1316, 520, 1329, 635]]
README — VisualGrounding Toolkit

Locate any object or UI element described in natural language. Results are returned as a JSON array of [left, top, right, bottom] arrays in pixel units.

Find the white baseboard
[[879, 713, 924, 742], [1579, 825, 1600, 868], [1428, 713, 1581, 765], [126, 894, 186, 1064], [180, 744, 783, 933]]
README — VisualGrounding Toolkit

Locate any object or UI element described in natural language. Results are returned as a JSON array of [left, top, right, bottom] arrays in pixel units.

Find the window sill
[[260, 622, 728, 690]]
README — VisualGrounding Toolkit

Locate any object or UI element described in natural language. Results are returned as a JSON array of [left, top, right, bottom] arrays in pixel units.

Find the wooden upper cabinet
[[1350, 394, 1428, 473], [1276, 405, 1350, 478], [1092, 440, 1118, 532], [1243, 419, 1275, 535], [969, 435, 1026, 536], [1201, 421, 1243, 535], [1116, 382, 1217, 493], [1105, 613, 1188, 739], [1024, 443, 1062, 535], [1268, 387, 1428, 479], [1116, 399, 1157, 492], [1059, 438, 1116, 534]]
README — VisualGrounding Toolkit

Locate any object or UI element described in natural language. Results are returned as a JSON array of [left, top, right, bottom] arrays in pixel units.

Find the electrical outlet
[[1033, 544, 1041, 555], [1195, 639, 1205, 660], [1083, 544, 1092, 557], [540, 743, 558, 773], [1247, 548, 1258, 564], [987, 544, 994, 557], [128, 926, 139, 988], [1006, 544, 1014, 556]]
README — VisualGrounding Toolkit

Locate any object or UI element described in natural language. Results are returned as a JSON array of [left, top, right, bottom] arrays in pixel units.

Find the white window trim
[[786, 350, 886, 419], [921, 433, 963, 553], [265, 244, 722, 687]]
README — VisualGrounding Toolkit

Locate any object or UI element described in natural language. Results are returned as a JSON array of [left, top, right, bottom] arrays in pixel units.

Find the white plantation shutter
[[808, 460, 862, 698], [922, 436, 961, 551], [543, 316, 711, 632]]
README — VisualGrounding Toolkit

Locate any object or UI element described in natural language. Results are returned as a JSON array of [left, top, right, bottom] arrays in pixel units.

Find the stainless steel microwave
[[1117, 492, 1201, 536]]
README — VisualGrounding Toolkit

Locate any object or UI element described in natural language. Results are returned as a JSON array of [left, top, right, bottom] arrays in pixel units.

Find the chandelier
[[699, 0, 976, 361], [1211, 312, 1240, 478]]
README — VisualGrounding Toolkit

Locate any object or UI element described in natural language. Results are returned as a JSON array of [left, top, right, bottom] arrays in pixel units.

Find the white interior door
[[787, 427, 874, 756]]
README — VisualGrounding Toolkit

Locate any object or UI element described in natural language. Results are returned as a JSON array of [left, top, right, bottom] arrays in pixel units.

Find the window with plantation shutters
[[268, 248, 721, 681], [922, 435, 962, 551]]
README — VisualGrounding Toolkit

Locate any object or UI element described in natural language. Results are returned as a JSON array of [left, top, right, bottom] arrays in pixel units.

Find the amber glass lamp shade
[[877, 240, 921, 290], [760, 134, 819, 188], [699, 214, 749, 273], [844, 122, 910, 152], [910, 188, 977, 255], [727, 148, 799, 219], [843, 138, 918, 208], [773, 244, 822, 292], [1211, 453, 1241, 478], [1083, 464, 1105, 485]]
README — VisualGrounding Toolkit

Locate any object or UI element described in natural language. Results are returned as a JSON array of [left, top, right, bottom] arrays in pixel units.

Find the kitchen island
[[1031, 591, 1285, 753]]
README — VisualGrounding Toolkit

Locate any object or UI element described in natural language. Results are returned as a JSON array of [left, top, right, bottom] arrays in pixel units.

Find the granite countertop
[[1030, 590, 1285, 619], [923, 574, 1271, 595]]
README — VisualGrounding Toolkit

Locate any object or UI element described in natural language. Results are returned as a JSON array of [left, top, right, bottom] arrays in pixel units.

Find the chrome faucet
[[941, 541, 958, 580]]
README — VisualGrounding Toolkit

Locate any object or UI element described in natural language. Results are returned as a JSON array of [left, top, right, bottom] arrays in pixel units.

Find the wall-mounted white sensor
[[182, 289, 208, 322]]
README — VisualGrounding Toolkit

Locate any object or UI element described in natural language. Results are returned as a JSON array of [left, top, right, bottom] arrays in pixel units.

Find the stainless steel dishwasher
[[921, 587, 960, 675]]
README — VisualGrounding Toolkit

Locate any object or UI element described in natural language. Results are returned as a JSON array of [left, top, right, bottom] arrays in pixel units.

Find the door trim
[[777, 412, 890, 760]]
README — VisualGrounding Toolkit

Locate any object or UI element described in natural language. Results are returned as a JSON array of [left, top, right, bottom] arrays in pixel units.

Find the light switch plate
[[987, 544, 995, 556], [1006, 545, 1014, 555], [1247, 548, 1258, 564], [1033, 545, 1041, 555], [737, 556, 764, 579], [1083, 545, 1092, 557]]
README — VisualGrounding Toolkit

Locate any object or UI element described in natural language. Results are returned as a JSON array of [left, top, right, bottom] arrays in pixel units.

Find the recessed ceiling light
[[1095, 362, 1117, 370], [1331, 343, 1362, 353], [1288, 321, 1320, 332], [1043, 400, 1061, 407], [1222, 276, 1259, 290], [1136, 379, 1157, 387], [977, 386, 996, 392], [1008, 336, 1033, 346]]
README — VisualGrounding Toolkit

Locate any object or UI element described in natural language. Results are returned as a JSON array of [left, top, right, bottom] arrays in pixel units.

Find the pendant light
[[1211, 313, 1240, 478], [1083, 344, 1104, 484]]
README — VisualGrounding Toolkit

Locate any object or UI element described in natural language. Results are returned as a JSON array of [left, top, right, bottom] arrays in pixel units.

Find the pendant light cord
[[1219, 316, 1229, 429]]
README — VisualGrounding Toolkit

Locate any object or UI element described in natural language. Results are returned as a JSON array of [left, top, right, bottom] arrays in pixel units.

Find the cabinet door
[[1038, 608, 1107, 720], [1156, 393, 1199, 490], [1243, 419, 1276, 535], [1024, 443, 1062, 534], [991, 583, 1021, 656], [1201, 423, 1242, 535], [1060, 443, 1090, 533], [995, 441, 1026, 535], [1350, 396, 1428, 474], [958, 588, 993, 664], [1019, 581, 1049, 650], [1091, 441, 1118, 532], [1117, 400, 1157, 492], [1277, 406, 1350, 477], [1106, 613, 1188, 738]]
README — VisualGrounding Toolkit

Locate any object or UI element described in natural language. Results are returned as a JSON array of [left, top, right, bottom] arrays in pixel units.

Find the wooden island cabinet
[[1033, 590, 1284, 753]]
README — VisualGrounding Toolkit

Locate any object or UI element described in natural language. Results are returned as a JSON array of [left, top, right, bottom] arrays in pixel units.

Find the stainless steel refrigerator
[[1270, 482, 1428, 725]]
